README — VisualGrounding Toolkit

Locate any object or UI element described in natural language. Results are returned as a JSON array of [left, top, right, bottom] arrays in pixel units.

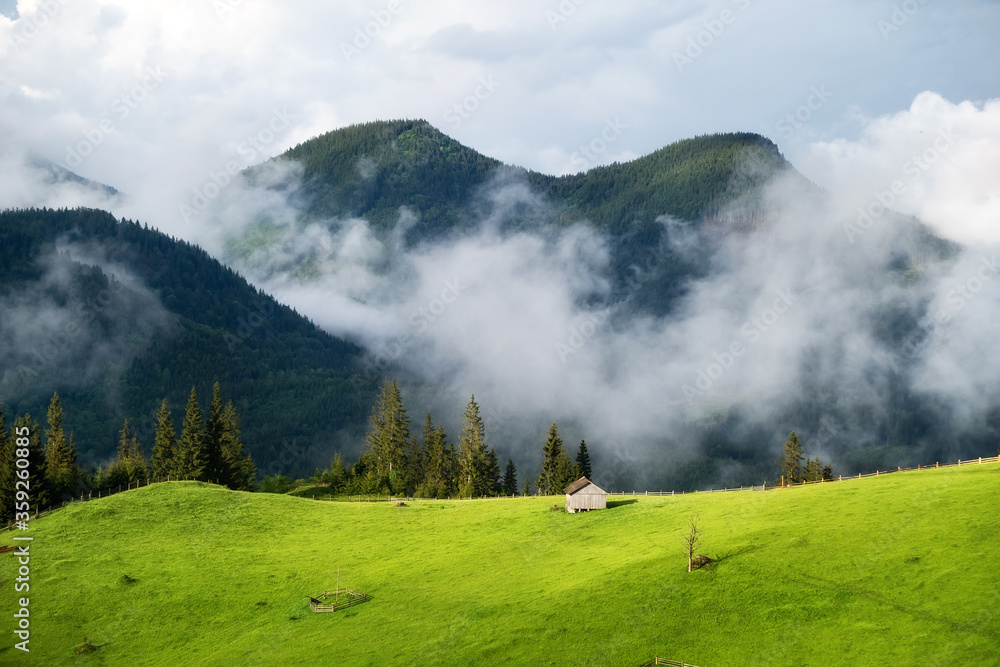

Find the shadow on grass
[[711, 544, 761, 568], [605, 499, 639, 509]]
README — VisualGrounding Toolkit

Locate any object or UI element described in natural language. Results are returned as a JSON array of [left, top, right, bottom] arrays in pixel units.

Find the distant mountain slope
[[269, 122, 807, 317], [0, 208, 375, 472], [277, 120, 796, 237]]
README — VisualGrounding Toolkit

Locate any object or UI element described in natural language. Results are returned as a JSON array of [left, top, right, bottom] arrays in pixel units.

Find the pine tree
[[458, 395, 489, 497], [112, 418, 149, 484], [43, 392, 81, 500], [14, 415, 49, 511], [522, 477, 532, 497], [777, 431, 805, 485], [804, 457, 822, 483], [175, 387, 206, 479], [203, 382, 226, 484], [485, 447, 500, 496], [403, 432, 424, 496], [151, 399, 176, 479], [327, 452, 347, 492], [0, 406, 14, 524], [220, 400, 256, 490], [575, 440, 592, 479], [502, 458, 518, 495], [421, 415, 446, 497], [444, 441, 458, 498], [556, 450, 578, 491], [537, 422, 565, 494], [365, 379, 410, 478], [821, 464, 834, 481]]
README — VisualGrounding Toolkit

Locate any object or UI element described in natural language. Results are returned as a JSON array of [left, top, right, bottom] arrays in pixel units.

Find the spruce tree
[[485, 447, 500, 496], [444, 441, 458, 498], [522, 477, 532, 497], [502, 458, 518, 496], [14, 415, 49, 511], [327, 452, 347, 492], [203, 382, 226, 484], [0, 407, 14, 524], [421, 415, 445, 497], [556, 450, 578, 491], [43, 392, 81, 500], [537, 422, 565, 494], [365, 379, 410, 478], [804, 457, 822, 483], [175, 387, 207, 479], [777, 431, 805, 485], [220, 400, 256, 490], [151, 399, 176, 479], [403, 432, 425, 496], [114, 419, 149, 484], [458, 395, 488, 497], [575, 440, 592, 479]]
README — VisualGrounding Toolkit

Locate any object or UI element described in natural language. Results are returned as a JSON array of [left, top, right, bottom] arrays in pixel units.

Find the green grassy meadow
[[2, 464, 999, 666]]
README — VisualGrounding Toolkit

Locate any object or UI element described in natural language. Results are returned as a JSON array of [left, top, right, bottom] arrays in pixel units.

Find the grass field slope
[[2, 464, 999, 666]]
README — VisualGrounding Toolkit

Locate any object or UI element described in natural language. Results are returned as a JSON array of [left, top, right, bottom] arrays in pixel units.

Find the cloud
[[797, 92, 1000, 246], [0, 239, 173, 402], [1, 0, 998, 223]]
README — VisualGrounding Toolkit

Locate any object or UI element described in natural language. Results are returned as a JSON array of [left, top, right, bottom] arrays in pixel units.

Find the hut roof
[[564, 477, 606, 495]]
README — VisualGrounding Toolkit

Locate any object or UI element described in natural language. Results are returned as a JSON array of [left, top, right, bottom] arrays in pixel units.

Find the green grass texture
[[2, 463, 998, 666]]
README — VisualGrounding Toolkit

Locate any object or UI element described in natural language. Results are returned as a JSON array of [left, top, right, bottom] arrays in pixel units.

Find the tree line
[[282, 380, 595, 499], [0, 384, 256, 524], [776, 431, 833, 485]]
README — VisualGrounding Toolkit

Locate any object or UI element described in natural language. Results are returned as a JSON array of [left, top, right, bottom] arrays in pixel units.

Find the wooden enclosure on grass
[[308, 588, 371, 613]]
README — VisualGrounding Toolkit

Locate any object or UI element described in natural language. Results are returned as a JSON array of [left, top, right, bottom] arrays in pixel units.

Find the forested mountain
[[1, 123, 979, 490], [270, 121, 804, 318], [279, 120, 793, 235], [0, 208, 376, 473]]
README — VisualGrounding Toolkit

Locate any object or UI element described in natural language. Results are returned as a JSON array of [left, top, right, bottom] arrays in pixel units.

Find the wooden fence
[[5, 455, 998, 531], [1, 475, 213, 532], [607, 455, 1000, 497], [308, 588, 371, 613], [640, 657, 701, 667]]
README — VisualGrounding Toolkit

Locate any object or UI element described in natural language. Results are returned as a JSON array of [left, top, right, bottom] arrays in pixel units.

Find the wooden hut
[[564, 477, 607, 513]]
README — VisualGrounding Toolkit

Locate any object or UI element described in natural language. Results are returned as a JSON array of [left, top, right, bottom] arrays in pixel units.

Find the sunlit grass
[[2, 463, 998, 666]]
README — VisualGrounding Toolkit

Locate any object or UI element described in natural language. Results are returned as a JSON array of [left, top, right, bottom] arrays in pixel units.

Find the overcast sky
[[0, 0, 997, 244]]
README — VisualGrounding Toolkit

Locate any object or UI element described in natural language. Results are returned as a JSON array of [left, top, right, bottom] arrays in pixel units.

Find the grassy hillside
[[2, 464, 998, 665]]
